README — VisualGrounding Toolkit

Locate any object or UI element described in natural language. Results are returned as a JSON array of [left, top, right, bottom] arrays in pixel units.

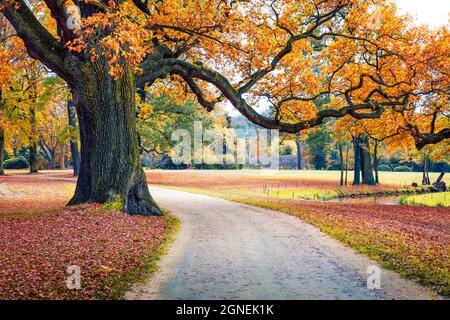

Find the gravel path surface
[[125, 187, 437, 300]]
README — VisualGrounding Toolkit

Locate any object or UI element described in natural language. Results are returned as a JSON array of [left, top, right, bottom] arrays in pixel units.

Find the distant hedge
[[377, 165, 392, 172], [394, 165, 411, 172], [3, 156, 29, 169]]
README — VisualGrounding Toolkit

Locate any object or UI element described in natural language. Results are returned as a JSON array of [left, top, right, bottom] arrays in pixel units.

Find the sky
[[395, 0, 450, 27]]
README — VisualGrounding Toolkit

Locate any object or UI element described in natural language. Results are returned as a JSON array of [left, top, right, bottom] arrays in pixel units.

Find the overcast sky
[[395, 0, 450, 27]]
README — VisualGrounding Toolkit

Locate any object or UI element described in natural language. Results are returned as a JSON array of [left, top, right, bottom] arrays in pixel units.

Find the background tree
[[137, 94, 214, 165], [66, 99, 80, 176], [0, 14, 23, 174]]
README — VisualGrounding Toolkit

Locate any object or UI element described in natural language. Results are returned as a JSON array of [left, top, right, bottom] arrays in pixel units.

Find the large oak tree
[[1, 0, 448, 215]]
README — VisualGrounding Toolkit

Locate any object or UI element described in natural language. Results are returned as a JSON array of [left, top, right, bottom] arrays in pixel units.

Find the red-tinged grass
[[0, 205, 178, 300], [148, 170, 356, 189], [0, 173, 75, 217], [146, 170, 435, 201], [218, 193, 450, 296], [0, 199, 68, 217]]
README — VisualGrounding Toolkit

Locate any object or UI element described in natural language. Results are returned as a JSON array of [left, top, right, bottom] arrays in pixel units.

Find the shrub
[[377, 164, 392, 172], [394, 165, 411, 172], [397, 195, 408, 205], [3, 156, 29, 169]]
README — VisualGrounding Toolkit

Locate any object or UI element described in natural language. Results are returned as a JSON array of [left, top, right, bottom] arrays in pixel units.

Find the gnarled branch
[[0, 0, 79, 84]]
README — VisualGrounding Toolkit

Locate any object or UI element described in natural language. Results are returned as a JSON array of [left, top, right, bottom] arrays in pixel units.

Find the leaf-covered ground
[[147, 170, 450, 296], [0, 172, 175, 300], [1, 169, 449, 298]]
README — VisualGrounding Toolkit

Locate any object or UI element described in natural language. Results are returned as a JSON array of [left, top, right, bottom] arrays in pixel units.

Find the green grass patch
[[398, 192, 450, 207]]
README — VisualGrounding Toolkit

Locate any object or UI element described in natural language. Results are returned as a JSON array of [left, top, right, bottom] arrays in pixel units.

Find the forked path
[[125, 187, 436, 300]]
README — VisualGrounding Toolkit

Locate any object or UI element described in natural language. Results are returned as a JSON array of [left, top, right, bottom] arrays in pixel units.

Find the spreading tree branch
[[156, 58, 403, 133], [0, 0, 79, 83]]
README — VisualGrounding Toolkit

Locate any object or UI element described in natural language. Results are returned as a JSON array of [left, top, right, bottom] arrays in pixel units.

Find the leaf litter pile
[[0, 173, 169, 299]]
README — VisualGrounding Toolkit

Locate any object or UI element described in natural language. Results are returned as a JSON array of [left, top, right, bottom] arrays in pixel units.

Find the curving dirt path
[[125, 187, 437, 300]]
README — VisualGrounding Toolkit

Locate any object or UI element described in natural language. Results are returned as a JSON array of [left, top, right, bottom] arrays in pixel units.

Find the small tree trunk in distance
[[67, 99, 80, 176], [68, 60, 162, 216], [295, 137, 304, 170], [338, 143, 344, 186], [345, 145, 349, 186], [60, 144, 65, 170], [39, 139, 55, 169], [29, 101, 38, 173], [422, 157, 430, 185], [29, 142, 39, 173], [0, 87, 3, 175], [50, 151, 56, 169], [352, 136, 361, 186], [435, 172, 445, 184], [373, 140, 379, 184], [0, 128, 5, 175]]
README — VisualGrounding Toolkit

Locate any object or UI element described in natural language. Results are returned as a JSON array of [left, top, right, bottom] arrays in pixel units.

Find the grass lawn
[[148, 169, 448, 185], [0, 172, 178, 300], [148, 169, 443, 201], [399, 192, 450, 207], [146, 169, 450, 297]]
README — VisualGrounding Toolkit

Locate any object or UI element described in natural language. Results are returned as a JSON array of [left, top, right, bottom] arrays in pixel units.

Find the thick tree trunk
[[67, 99, 80, 176], [295, 138, 304, 170], [68, 61, 162, 216], [353, 136, 361, 185], [0, 128, 5, 176], [360, 136, 376, 185], [29, 142, 39, 173]]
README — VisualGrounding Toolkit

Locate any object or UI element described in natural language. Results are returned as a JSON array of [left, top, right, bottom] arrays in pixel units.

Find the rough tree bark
[[353, 135, 376, 185], [360, 136, 376, 185], [67, 99, 80, 176], [67, 60, 162, 216]]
